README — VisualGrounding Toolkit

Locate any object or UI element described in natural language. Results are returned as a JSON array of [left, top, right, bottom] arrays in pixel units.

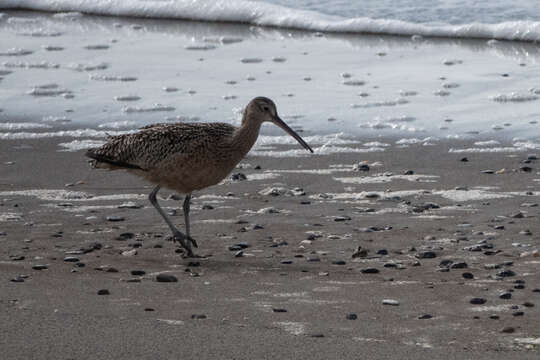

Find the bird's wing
[[86, 122, 236, 171]]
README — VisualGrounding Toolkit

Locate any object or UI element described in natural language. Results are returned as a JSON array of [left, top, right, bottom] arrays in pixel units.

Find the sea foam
[[3, 0, 540, 42]]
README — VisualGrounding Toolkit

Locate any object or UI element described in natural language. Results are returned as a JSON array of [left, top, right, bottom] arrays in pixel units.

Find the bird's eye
[[263, 106, 269, 112]]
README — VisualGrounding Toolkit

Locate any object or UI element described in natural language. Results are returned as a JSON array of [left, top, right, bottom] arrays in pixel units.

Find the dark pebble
[[470, 297, 487, 305], [460, 157, 468, 162], [376, 249, 388, 255], [416, 251, 437, 259], [514, 284, 525, 290], [155, 274, 178, 282], [346, 313, 357, 320], [202, 204, 214, 210], [97, 289, 110, 295], [361, 268, 379, 274], [144, 308, 155, 312], [489, 315, 500, 320], [131, 270, 146, 276], [9, 255, 25, 261], [32, 264, 48, 270], [280, 260, 293, 264], [512, 311, 524, 316], [462, 272, 474, 279], [450, 262, 468, 269], [63, 256, 79, 262], [309, 333, 325, 338], [116, 232, 135, 241], [520, 166, 532, 172], [272, 308, 287, 313], [106, 216, 125, 222], [191, 314, 207, 319], [523, 302, 534, 308], [356, 164, 370, 171], [10, 276, 25, 283], [332, 260, 346, 265], [234, 250, 244, 257], [499, 292, 512, 299], [533, 288, 540, 293], [501, 326, 515, 333], [333, 215, 351, 222], [231, 173, 247, 181], [418, 314, 432, 319], [497, 270, 516, 277]]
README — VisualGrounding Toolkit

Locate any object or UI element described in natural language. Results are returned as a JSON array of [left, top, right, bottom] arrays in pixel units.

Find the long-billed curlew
[[86, 97, 313, 257]]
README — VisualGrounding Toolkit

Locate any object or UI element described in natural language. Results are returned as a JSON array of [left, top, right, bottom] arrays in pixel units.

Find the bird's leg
[[148, 185, 194, 257], [183, 193, 198, 248]]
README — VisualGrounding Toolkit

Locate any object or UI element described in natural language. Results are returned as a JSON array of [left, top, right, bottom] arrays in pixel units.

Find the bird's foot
[[171, 232, 194, 257]]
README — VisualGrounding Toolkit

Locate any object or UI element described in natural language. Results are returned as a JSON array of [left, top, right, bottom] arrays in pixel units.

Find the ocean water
[[1, 2, 540, 151], [3, 0, 540, 41]]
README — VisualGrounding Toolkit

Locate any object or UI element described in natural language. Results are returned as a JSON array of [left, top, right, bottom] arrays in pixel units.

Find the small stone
[[346, 313, 358, 320], [499, 292, 512, 299], [191, 314, 207, 319], [460, 157, 469, 162], [352, 247, 369, 258], [333, 215, 351, 222], [332, 260, 346, 265], [489, 315, 500, 320], [32, 264, 48, 270], [416, 251, 437, 259], [450, 262, 468, 269], [462, 272, 474, 279], [510, 212, 524, 219], [156, 274, 178, 282], [9, 255, 25, 261], [234, 250, 244, 258], [519, 166, 532, 172], [202, 204, 214, 210], [376, 249, 388, 255], [10, 276, 25, 283], [512, 311, 524, 316], [309, 333, 325, 338], [144, 308, 155, 312], [481, 170, 494, 174], [122, 249, 137, 257], [382, 299, 399, 306], [272, 308, 287, 313], [131, 270, 146, 276], [361, 268, 379, 274], [231, 173, 247, 181], [97, 289, 110, 295], [523, 302, 534, 308], [63, 256, 79, 262], [497, 270, 516, 277], [470, 298, 487, 305], [106, 216, 125, 222], [418, 314, 432, 319], [116, 232, 135, 241]]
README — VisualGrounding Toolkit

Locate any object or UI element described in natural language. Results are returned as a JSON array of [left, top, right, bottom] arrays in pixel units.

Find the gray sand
[[0, 137, 539, 359]]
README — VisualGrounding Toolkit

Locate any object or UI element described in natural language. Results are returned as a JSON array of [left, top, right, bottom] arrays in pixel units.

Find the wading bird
[[86, 97, 313, 257]]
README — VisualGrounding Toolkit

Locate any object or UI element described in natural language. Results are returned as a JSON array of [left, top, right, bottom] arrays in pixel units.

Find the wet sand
[[1, 137, 539, 359]]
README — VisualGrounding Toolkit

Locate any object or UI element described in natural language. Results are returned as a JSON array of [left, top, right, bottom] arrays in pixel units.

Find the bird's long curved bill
[[273, 115, 314, 153]]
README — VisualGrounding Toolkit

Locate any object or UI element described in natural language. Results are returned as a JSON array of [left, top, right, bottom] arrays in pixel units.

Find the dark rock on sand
[[32, 264, 48, 270], [131, 270, 146, 276], [462, 272, 474, 279], [416, 251, 437, 259], [499, 292, 512, 299], [418, 314, 433, 319], [191, 314, 207, 319], [156, 274, 178, 282], [97, 289, 110, 295], [470, 298, 487, 305], [346, 313, 357, 320], [361, 268, 380, 274]]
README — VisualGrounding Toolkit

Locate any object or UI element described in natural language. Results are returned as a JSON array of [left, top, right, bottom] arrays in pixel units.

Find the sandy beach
[[1, 8, 539, 360], [1, 135, 539, 359]]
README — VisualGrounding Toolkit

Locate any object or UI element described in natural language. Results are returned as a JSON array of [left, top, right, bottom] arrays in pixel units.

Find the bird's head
[[245, 97, 313, 153]]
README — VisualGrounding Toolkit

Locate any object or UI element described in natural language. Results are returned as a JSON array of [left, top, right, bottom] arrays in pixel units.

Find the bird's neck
[[231, 116, 262, 156]]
